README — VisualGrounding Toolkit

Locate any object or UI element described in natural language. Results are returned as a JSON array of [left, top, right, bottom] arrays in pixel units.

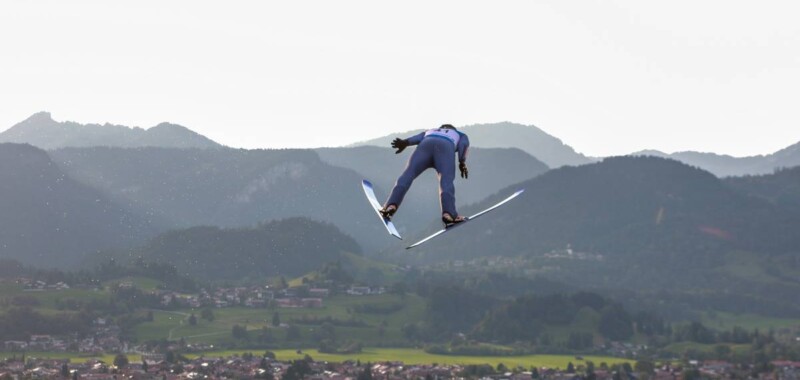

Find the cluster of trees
[[671, 322, 779, 347], [393, 287, 654, 349], [413, 270, 571, 299], [458, 361, 647, 380], [411, 284, 795, 357], [351, 302, 404, 315], [726, 165, 800, 212], [291, 315, 368, 328], [0, 307, 93, 341], [129, 218, 361, 281]]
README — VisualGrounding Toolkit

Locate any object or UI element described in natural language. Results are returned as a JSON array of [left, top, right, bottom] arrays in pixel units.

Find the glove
[[391, 138, 409, 154], [459, 162, 469, 179]]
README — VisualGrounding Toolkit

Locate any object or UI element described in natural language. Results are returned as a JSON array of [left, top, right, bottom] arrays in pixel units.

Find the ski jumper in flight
[[380, 124, 470, 225]]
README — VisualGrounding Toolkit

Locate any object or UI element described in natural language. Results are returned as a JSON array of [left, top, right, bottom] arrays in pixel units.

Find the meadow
[[0, 349, 631, 369], [134, 294, 426, 346], [701, 311, 800, 331]]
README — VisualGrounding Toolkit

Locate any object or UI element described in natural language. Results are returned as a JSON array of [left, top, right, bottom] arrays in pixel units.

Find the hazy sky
[[1, 1, 799, 157]]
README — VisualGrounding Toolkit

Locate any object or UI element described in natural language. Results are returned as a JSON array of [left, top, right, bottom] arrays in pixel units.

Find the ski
[[361, 179, 402, 240], [406, 189, 524, 249]]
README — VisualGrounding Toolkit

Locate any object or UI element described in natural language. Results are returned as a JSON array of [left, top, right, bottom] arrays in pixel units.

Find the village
[[4, 277, 390, 356], [5, 277, 800, 379], [14, 276, 387, 311], [3, 353, 800, 379], [157, 283, 385, 310], [3, 318, 125, 354]]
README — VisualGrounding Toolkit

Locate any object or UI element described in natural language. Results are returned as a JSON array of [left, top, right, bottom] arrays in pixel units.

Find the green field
[[3, 276, 796, 369], [0, 283, 110, 313], [106, 277, 164, 291], [289, 252, 404, 287], [134, 294, 426, 346], [194, 348, 632, 368], [702, 311, 800, 331], [0, 351, 142, 364], [662, 342, 751, 356], [4, 349, 629, 369]]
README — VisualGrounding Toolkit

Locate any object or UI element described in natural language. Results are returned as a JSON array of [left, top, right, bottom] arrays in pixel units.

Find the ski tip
[[362, 179, 373, 187]]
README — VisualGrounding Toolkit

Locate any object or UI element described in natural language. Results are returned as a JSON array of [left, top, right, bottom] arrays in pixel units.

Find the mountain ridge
[[350, 122, 594, 169], [396, 156, 800, 296], [6, 112, 799, 176], [630, 140, 800, 177], [49, 145, 547, 255], [0, 112, 222, 150]]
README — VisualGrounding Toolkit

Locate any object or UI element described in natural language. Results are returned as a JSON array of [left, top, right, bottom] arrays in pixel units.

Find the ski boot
[[379, 204, 398, 220], [442, 212, 466, 226]]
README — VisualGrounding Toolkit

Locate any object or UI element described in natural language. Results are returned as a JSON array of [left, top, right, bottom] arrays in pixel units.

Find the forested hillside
[[0, 143, 156, 267], [123, 218, 361, 281]]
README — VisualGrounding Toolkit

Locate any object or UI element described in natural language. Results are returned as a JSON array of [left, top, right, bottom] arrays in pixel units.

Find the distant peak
[[152, 122, 188, 130], [630, 149, 668, 156], [23, 111, 55, 123]]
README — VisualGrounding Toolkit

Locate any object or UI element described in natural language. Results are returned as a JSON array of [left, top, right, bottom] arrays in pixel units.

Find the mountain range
[[316, 145, 549, 211], [394, 156, 800, 311], [0, 113, 553, 256], [352, 121, 593, 169], [0, 112, 221, 150], [5, 112, 799, 177], [631, 142, 800, 177], [404, 155, 800, 262], [49, 145, 547, 254], [2, 112, 800, 312], [49, 146, 393, 252]]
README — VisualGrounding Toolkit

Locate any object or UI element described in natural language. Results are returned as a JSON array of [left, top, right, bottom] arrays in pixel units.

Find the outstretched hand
[[391, 138, 409, 154], [459, 162, 469, 179]]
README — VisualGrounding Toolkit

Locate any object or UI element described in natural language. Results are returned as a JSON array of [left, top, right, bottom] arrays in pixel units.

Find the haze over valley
[[1, 111, 799, 377]]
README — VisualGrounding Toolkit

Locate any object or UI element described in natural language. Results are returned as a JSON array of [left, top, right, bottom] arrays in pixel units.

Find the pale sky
[[1, 0, 799, 157]]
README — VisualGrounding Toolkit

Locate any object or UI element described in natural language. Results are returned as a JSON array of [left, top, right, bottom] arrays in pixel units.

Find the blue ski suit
[[385, 127, 470, 216]]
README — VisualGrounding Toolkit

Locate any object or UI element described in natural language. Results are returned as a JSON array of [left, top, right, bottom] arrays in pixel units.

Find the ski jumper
[[385, 127, 470, 216]]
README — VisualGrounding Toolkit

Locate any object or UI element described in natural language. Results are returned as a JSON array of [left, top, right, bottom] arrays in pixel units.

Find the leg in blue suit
[[386, 137, 458, 217]]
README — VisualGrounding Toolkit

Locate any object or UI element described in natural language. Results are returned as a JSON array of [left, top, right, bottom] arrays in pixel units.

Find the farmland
[[134, 294, 426, 346]]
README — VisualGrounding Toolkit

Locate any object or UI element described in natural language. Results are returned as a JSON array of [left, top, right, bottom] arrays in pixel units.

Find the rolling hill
[[49, 146, 390, 253], [125, 217, 361, 281], [0, 143, 157, 267], [399, 156, 800, 295], [725, 166, 800, 212], [49, 145, 550, 255]]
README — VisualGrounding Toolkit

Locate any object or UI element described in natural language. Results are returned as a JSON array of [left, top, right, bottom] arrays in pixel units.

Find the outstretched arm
[[406, 132, 425, 146], [391, 132, 425, 154]]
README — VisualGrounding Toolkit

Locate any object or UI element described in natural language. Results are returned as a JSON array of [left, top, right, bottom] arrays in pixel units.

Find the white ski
[[362, 179, 402, 240], [406, 189, 524, 249]]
